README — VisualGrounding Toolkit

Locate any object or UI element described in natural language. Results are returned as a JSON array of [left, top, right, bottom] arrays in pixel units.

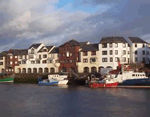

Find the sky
[[0, 0, 150, 51]]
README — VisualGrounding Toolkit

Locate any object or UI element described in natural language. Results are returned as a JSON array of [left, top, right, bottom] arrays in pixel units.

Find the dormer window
[[135, 43, 137, 47], [66, 51, 69, 57], [43, 49, 47, 52], [143, 44, 145, 48], [31, 49, 34, 54]]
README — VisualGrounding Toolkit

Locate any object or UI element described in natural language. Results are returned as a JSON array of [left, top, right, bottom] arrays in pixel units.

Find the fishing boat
[[88, 74, 118, 88], [0, 73, 14, 83]]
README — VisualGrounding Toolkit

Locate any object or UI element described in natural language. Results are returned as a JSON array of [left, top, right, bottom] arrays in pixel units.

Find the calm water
[[0, 84, 150, 117]]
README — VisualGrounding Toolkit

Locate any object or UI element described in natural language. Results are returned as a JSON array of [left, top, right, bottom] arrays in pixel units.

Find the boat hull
[[38, 81, 59, 86], [58, 80, 68, 85], [0, 77, 14, 83], [119, 78, 150, 86], [89, 82, 118, 88]]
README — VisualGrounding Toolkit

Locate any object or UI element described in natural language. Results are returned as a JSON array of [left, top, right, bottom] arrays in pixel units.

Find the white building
[[128, 37, 149, 64], [15, 43, 60, 73], [99, 37, 130, 69]]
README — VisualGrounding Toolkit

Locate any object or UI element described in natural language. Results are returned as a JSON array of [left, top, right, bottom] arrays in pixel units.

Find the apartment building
[[99, 37, 130, 69], [77, 43, 99, 73], [128, 37, 149, 64], [15, 43, 60, 73]]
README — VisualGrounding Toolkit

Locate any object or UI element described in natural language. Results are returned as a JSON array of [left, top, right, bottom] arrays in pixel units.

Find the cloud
[[0, 0, 150, 51]]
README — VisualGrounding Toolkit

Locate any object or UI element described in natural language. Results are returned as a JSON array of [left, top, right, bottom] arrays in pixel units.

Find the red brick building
[[58, 39, 81, 73]]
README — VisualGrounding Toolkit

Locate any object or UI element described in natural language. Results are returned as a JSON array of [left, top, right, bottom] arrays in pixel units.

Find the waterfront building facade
[[128, 37, 150, 64], [0, 36, 149, 74], [99, 37, 130, 69], [77, 43, 99, 73]]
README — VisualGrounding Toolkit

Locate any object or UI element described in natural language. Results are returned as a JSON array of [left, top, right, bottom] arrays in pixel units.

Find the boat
[[38, 73, 69, 86], [38, 77, 59, 86], [106, 64, 150, 86], [0, 73, 14, 83], [88, 74, 118, 88]]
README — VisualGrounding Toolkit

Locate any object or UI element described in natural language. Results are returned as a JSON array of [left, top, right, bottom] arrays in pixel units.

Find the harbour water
[[0, 84, 150, 117]]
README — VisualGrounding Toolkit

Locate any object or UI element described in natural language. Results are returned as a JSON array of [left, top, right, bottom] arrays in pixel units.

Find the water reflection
[[0, 84, 150, 117]]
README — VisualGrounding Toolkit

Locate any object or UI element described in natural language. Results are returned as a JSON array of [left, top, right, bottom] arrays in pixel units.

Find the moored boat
[[0, 74, 14, 83], [89, 74, 118, 88]]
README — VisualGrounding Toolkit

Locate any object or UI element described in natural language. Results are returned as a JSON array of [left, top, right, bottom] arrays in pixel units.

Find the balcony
[[6, 64, 12, 67]]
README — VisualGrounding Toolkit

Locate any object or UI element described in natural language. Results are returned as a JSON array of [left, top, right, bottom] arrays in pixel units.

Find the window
[[83, 58, 88, 63], [66, 59, 69, 63], [31, 49, 34, 54], [10, 62, 12, 65], [102, 51, 107, 55], [115, 57, 119, 62], [143, 51, 145, 55], [91, 51, 96, 55], [135, 51, 137, 54], [147, 51, 149, 55], [15, 61, 17, 64], [0, 57, 3, 60], [20, 55, 22, 59], [109, 43, 112, 48], [110, 57, 113, 62], [123, 43, 126, 48], [31, 61, 35, 64], [90, 58, 96, 62], [39, 55, 41, 59], [123, 50, 126, 55], [55, 60, 59, 63], [83, 51, 87, 56], [15, 56, 17, 58], [128, 51, 130, 54], [29, 55, 34, 59], [115, 50, 118, 55], [123, 57, 126, 62], [135, 43, 137, 47], [143, 58, 145, 62], [70, 60, 72, 63], [115, 43, 118, 48], [0, 62, 3, 65], [43, 54, 47, 58], [10, 56, 12, 59], [22, 60, 26, 64], [132, 74, 135, 76], [36, 60, 40, 64], [102, 58, 107, 62], [70, 53, 72, 56], [135, 57, 138, 62], [102, 43, 107, 48], [143, 44, 145, 48], [18, 61, 21, 64], [110, 50, 113, 55], [42, 60, 47, 64]]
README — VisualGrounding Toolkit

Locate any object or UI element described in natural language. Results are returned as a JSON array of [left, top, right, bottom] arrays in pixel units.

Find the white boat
[[109, 65, 150, 85], [48, 73, 68, 85]]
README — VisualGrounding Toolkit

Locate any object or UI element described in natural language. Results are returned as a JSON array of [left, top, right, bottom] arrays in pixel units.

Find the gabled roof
[[38, 46, 54, 53], [50, 47, 59, 53], [59, 39, 80, 47], [128, 37, 148, 44], [28, 43, 42, 49], [99, 36, 128, 43], [81, 43, 99, 51]]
